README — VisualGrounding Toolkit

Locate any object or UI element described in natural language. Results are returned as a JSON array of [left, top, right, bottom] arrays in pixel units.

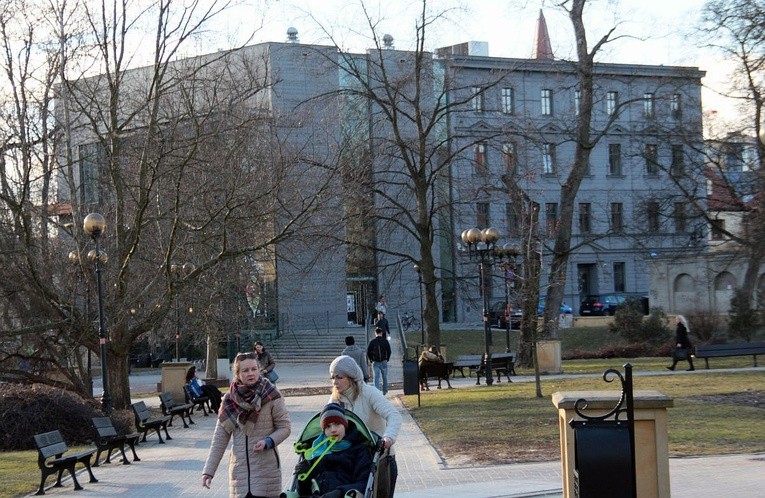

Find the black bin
[[572, 420, 634, 498], [402, 359, 419, 395]]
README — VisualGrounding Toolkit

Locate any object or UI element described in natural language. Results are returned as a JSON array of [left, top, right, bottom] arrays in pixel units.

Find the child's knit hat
[[320, 403, 348, 430]]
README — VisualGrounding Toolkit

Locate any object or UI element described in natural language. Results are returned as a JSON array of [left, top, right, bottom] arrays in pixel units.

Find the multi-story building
[[57, 18, 708, 334]]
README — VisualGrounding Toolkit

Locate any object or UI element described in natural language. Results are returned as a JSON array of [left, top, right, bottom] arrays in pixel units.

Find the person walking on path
[[375, 295, 387, 316], [366, 327, 391, 394], [374, 311, 390, 337], [186, 365, 223, 413], [667, 314, 695, 371], [254, 341, 279, 383], [202, 352, 291, 497], [341, 336, 369, 382], [328, 356, 402, 497]]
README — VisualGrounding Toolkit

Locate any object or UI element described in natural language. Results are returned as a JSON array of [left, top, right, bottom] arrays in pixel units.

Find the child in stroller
[[282, 403, 387, 498]]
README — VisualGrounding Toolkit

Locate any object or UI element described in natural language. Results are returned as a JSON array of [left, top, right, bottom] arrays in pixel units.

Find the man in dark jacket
[[374, 311, 390, 337], [367, 327, 391, 394]]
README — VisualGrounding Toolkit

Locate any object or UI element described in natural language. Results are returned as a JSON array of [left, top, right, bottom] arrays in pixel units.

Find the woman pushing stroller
[[289, 404, 370, 498]]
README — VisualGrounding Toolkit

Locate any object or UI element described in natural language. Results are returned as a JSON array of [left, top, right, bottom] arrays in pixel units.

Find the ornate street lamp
[[460, 227, 500, 386], [413, 263, 424, 347], [83, 212, 112, 415]]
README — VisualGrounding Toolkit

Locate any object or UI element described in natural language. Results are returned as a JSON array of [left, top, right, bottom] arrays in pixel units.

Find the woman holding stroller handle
[[328, 355, 402, 496], [202, 352, 291, 497]]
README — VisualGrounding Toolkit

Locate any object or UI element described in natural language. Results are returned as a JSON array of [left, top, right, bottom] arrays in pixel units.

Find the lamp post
[[461, 227, 500, 386], [83, 212, 112, 416], [413, 264, 424, 347]]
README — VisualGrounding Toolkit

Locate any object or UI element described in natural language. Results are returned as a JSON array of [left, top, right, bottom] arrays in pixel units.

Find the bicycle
[[401, 311, 420, 332]]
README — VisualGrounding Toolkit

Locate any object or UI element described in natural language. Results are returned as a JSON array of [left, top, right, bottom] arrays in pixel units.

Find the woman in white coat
[[328, 355, 402, 495], [202, 352, 291, 497]]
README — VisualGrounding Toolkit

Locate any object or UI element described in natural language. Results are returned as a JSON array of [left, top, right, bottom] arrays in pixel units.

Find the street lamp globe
[[83, 213, 106, 236]]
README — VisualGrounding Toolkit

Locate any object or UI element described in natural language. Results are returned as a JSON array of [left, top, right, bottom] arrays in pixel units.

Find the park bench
[[475, 352, 516, 385], [694, 342, 765, 369], [131, 401, 172, 444], [184, 384, 211, 416], [91, 417, 141, 466], [452, 354, 483, 378], [33, 430, 98, 495], [159, 392, 195, 428], [418, 361, 454, 390]]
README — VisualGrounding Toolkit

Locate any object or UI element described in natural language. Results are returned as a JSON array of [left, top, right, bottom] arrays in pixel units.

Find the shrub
[[609, 302, 670, 346], [563, 342, 659, 360], [728, 288, 759, 342], [687, 309, 724, 343], [0, 383, 133, 451]]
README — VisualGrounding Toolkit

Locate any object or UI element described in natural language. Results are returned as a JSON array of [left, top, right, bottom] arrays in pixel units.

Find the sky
[[206, 0, 735, 124]]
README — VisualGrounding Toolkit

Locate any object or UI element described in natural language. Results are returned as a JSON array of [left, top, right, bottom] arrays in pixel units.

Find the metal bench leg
[[162, 422, 172, 441], [126, 437, 141, 462], [81, 458, 98, 483]]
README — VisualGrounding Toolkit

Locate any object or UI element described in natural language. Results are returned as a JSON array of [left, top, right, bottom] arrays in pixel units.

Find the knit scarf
[[304, 433, 351, 461], [218, 378, 281, 436]]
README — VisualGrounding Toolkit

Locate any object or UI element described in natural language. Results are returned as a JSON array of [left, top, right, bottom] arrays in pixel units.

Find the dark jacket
[[375, 316, 390, 335], [675, 323, 692, 349], [311, 425, 372, 495], [367, 336, 391, 363]]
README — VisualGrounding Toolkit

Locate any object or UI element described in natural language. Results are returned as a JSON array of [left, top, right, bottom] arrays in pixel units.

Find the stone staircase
[[267, 327, 373, 363]]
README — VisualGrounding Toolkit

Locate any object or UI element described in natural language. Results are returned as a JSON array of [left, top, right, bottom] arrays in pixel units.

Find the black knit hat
[[320, 403, 348, 430]]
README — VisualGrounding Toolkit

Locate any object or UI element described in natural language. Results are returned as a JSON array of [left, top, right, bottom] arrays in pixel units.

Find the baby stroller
[[281, 408, 391, 498]]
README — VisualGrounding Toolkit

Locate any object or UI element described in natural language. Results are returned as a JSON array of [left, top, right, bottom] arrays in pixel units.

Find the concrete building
[[57, 17, 710, 336]]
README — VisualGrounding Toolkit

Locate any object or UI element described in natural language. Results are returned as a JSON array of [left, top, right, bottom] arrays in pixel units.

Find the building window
[[613, 262, 626, 292], [647, 201, 660, 232], [579, 203, 592, 233], [611, 203, 624, 232], [643, 93, 655, 118], [670, 93, 682, 119], [645, 144, 659, 175], [674, 202, 686, 233], [471, 86, 484, 112], [574, 90, 581, 115], [502, 143, 516, 173], [477, 202, 490, 228], [474, 142, 487, 173], [79, 142, 106, 205], [541, 89, 553, 116], [606, 91, 619, 116], [608, 143, 622, 175], [542, 143, 556, 175], [671, 144, 684, 176], [506, 202, 521, 237], [545, 203, 558, 236], [501, 87, 514, 114], [710, 218, 725, 240]]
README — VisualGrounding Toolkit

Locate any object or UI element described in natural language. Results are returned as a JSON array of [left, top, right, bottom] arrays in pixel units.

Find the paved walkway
[[45, 356, 765, 497]]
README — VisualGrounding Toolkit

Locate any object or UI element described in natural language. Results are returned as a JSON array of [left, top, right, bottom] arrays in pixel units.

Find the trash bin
[[402, 359, 419, 395], [571, 420, 634, 498]]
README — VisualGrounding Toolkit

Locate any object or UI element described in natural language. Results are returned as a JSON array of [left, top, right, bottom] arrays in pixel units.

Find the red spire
[[532, 9, 554, 60]]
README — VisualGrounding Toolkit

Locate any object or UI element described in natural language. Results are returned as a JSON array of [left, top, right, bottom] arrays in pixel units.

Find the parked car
[[488, 301, 522, 329], [537, 296, 573, 316], [579, 293, 629, 316]]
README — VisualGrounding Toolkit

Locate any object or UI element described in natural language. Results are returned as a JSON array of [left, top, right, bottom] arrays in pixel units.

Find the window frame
[[670, 93, 682, 119], [613, 262, 626, 292], [541, 89, 553, 116], [474, 142, 487, 173], [647, 201, 660, 232], [606, 91, 619, 116], [542, 142, 556, 175], [645, 143, 659, 175], [477, 202, 490, 228], [643, 93, 655, 118], [471, 86, 484, 113], [674, 202, 686, 233], [579, 202, 592, 234], [545, 202, 558, 236], [608, 143, 622, 176], [502, 142, 516, 174], [611, 202, 624, 233], [501, 87, 514, 114], [671, 144, 684, 177]]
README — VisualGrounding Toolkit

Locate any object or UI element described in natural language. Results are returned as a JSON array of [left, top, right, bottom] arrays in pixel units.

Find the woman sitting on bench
[[186, 365, 223, 412]]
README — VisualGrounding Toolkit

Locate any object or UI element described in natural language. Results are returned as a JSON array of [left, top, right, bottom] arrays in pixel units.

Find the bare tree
[[0, 0, 337, 410]]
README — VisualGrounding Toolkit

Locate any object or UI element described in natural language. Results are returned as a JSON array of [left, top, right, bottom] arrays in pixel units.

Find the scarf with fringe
[[218, 378, 281, 436]]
